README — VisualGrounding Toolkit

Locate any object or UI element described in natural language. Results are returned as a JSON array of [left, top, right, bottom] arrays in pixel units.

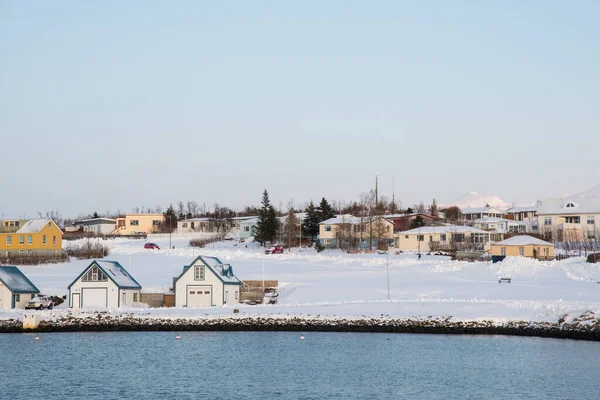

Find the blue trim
[[176, 256, 242, 287], [68, 260, 142, 290], [0, 266, 40, 294]]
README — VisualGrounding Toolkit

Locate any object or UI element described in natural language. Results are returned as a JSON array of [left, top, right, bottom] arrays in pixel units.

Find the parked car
[[144, 243, 160, 250], [265, 244, 284, 254], [25, 295, 54, 310]]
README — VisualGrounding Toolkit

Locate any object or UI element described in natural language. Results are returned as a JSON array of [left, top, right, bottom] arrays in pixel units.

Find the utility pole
[[375, 175, 379, 206], [392, 178, 395, 212]]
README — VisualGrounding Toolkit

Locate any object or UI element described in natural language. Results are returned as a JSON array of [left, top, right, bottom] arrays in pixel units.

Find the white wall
[[175, 260, 240, 307], [70, 278, 119, 309], [0, 283, 36, 309]]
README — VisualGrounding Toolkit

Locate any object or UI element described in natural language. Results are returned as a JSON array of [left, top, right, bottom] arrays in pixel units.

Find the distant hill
[[568, 184, 600, 199], [441, 191, 512, 209]]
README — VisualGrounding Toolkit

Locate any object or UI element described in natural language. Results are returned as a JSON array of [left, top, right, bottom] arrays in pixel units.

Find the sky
[[1, 1, 599, 218]]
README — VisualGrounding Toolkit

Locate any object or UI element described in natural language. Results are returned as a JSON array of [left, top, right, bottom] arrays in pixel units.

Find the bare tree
[[187, 201, 199, 217], [282, 207, 300, 249]]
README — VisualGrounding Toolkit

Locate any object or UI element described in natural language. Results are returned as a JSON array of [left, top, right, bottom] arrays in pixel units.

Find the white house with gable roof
[[174, 256, 242, 307], [537, 198, 600, 241], [68, 260, 142, 309], [0, 266, 40, 309]]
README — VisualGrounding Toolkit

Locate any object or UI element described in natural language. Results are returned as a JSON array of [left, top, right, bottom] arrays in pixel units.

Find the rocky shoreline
[[1, 313, 599, 341]]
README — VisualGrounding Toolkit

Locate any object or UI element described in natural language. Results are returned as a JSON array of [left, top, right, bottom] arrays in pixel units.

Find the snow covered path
[[6, 234, 600, 323]]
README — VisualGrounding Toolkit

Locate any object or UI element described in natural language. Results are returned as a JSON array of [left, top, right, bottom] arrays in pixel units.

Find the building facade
[[318, 215, 395, 250], [536, 198, 600, 242], [491, 236, 554, 259], [114, 214, 165, 235], [73, 218, 116, 235], [394, 225, 502, 252], [0, 219, 63, 257], [0, 266, 40, 309]]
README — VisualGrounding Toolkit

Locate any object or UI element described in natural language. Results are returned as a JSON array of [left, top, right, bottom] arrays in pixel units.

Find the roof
[[505, 206, 538, 213], [74, 218, 116, 225], [494, 235, 553, 246], [0, 266, 40, 294], [320, 215, 392, 225], [536, 198, 600, 216], [176, 256, 242, 285], [68, 260, 142, 289], [17, 219, 58, 234], [399, 225, 490, 235], [461, 207, 506, 215], [383, 213, 434, 220]]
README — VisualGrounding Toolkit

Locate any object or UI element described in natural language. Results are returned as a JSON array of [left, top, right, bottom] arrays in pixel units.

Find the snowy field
[[4, 233, 600, 323]]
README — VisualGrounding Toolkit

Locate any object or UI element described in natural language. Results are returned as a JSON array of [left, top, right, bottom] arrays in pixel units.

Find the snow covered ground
[[4, 234, 600, 323]]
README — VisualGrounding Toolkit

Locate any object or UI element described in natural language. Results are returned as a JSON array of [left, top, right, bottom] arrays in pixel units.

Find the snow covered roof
[[68, 260, 142, 289], [399, 225, 490, 235], [461, 207, 506, 215], [17, 219, 59, 233], [178, 256, 241, 285], [494, 236, 553, 246], [0, 266, 40, 294], [240, 217, 258, 225], [536, 198, 600, 215], [74, 218, 116, 225], [383, 213, 434, 219], [505, 206, 538, 213]]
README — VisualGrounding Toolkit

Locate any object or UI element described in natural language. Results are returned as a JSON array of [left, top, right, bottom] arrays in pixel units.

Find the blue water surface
[[1, 332, 599, 399]]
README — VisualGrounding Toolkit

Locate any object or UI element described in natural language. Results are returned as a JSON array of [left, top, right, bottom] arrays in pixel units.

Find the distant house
[[318, 215, 394, 249], [491, 236, 554, 259], [174, 256, 242, 307], [114, 214, 164, 235], [536, 198, 600, 242], [384, 213, 435, 233], [68, 260, 142, 309], [473, 217, 529, 234], [0, 219, 63, 257], [238, 217, 258, 240], [0, 266, 40, 310], [177, 218, 211, 233], [504, 206, 538, 223], [462, 207, 506, 221], [394, 225, 502, 252], [73, 218, 116, 235]]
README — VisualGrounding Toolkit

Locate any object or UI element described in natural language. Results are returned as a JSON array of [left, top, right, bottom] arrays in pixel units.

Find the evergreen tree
[[302, 201, 320, 240], [314, 241, 325, 252], [92, 212, 99, 219], [254, 190, 281, 245], [317, 198, 336, 221], [163, 205, 177, 233], [409, 215, 425, 230], [406, 207, 414, 214], [430, 199, 438, 219]]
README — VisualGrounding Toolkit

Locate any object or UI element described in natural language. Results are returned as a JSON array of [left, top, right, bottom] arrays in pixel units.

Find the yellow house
[[0, 219, 63, 256], [114, 214, 165, 235], [491, 236, 554, 259], [318, 215, 394, 249]]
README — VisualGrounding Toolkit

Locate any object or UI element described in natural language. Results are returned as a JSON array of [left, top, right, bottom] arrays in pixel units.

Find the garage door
[[82, 288, 108, 308], [187, 286, 211, 308]]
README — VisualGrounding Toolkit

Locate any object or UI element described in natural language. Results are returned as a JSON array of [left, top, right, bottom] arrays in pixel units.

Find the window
[[323, 239, 331, 245], [82, 266, 108, 282], [133, 293, 138, 302], [130, 220, 139, 226], [27, 235, 32, 244], [152, 220, 161, 226], [190, 291, 196, 295], [501, 247, 506, 256], [182, 223, 188, 228], [19, 250, 24, 255], [6, 236, 11, 245], [564, 216, 580, 224], [588, 231, 596, 240], [325, 226, 332, 232], [53, 236, 56, 245], [48, 222, 52, 228], [19, 235, 24, 244], [204, 291, 209, 294], [417, 235, 424, 241], [405, 235, 409, 239], [544, 248, 549, 256], [194, 265, 205, 280], [14, 294, 20, 302], [453, 233, 465, 242], [588, 216, 595, 225], [244, 226, 250, 232], [439, 234, 446, 242], [519, 247, 524, 256], [429, 235, 433, 242], [235, 291, 238, 300], [565, 203, 575, 208], [43, 235, 47, 244]]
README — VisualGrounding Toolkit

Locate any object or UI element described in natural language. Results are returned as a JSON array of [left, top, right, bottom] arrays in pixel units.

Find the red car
[[265, 244, 284, 254], [144, 243, 160, 250]]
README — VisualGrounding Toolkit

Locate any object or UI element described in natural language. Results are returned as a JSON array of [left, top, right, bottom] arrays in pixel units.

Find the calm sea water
[[1, 331, 599, 399]]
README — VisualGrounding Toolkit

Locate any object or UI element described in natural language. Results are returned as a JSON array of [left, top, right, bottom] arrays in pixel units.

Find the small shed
[[491, 236, 554, 259], [174, 256, 242, 308], [68, 260, 142, 309], [0, 266, 40, 309]]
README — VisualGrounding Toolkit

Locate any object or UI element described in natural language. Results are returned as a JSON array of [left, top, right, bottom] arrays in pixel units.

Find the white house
[[394, 225, 502, 252], [0, 266, 40, 309], [473, 217, 529, 234], [174, 256, 242, 308], [73, 218, 116, 235], [461, 207, 506, 221], [238, 217, 258, 240], [68, 260, 142, 309], [537, 198, 600, 241]]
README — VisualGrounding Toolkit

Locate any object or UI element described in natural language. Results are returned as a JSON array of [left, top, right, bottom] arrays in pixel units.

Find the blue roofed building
[[0, 266, 40, 309], [68, 260, 142, 309], [174, 256, 242, 307]]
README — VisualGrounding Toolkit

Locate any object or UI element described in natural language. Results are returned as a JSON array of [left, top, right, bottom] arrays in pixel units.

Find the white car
[[25, 295, 54, 310]]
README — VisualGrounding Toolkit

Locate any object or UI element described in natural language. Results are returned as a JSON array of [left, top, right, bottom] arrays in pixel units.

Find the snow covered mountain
[[568, 184, 600, 199], [441, 191, 512, 209]]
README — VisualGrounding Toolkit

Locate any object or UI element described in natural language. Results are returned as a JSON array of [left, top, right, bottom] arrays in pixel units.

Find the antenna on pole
[[375, 175, 379, 205]]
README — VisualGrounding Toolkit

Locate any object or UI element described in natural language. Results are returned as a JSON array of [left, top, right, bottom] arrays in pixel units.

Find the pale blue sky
[[1, 1, 599, 217]]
